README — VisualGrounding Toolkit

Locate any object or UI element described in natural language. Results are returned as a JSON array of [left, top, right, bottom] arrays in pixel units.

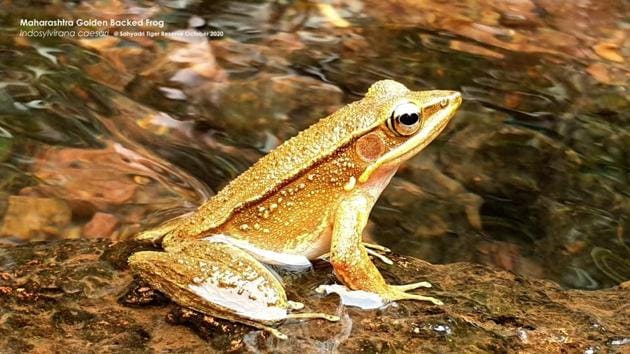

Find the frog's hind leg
[[128, 240, 337, 339], [133, 212, 191, 245], [129, 241, 290, 334]]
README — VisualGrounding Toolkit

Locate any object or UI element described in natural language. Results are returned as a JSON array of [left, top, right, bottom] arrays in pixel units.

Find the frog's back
[[167, 80, 409, 239]]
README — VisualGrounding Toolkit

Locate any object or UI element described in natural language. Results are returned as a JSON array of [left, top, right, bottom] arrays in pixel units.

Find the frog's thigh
[[128, 241, 289, 323]]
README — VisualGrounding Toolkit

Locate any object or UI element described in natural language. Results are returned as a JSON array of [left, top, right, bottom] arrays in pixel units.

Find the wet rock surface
[[1, 239, 628, 353]]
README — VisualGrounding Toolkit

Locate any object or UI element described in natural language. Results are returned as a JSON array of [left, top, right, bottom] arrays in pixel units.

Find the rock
[[0, 196, 72, 241], [22, 143, 205, 241], [83, 212, 120, 239], [30, 145, 142, 210], [0, 239, 628, 353], [190, 73, 344, 142]]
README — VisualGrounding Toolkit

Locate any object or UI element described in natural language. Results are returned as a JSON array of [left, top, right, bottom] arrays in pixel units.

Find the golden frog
[[129, 80, 462, 339]]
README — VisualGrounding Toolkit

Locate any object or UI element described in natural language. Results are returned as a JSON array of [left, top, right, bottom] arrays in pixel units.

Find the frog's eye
[[387, 102, 421, 136]]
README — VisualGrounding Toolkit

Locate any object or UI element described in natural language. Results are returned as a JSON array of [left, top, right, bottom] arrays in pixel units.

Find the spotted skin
[[129, 80, 462, 338]]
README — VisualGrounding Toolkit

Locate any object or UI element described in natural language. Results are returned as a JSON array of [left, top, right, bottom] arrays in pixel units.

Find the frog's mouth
[[358, 91, 462, 183]]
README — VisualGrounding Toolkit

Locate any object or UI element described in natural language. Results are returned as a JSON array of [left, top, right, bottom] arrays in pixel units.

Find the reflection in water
[[591, 247, 630, 284], [0, 0, 627, 289]]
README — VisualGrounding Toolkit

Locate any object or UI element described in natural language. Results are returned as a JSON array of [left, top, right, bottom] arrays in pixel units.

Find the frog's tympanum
[[129, 80, 462, 339]]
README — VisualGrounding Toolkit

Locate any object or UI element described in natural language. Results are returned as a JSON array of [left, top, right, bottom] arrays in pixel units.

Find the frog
[[128, 80, 462, 339]]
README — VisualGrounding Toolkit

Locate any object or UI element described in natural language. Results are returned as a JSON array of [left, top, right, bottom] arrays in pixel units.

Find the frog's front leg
[[329, 193, 443, 305], [128, 239, 338, 339]]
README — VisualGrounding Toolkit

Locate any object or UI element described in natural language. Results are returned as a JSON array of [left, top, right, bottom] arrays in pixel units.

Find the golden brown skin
[[129, 80, 462, 338]]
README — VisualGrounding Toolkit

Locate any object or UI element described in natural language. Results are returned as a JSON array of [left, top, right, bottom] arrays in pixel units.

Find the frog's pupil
[[399, 112, 419, 125]]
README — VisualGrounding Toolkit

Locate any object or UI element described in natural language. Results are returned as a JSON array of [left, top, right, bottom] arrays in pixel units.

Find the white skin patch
[[316, 284, 386, 309], [189, 277, 288, 322], [204, 234, 312, 269]]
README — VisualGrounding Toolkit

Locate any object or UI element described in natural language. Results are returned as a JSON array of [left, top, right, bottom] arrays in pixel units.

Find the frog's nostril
[[437, 91, 462, 108]]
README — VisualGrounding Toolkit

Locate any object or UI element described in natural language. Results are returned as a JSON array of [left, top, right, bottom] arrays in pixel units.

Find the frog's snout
[[436, 90, 462, 109], [450, 91, 462, 107]]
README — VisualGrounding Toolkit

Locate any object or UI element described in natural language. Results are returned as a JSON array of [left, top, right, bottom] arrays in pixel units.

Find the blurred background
[[0, 0, 627, 290]]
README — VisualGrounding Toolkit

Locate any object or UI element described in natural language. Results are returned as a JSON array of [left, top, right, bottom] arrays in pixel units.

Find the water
[[0, 0, 627, 290]]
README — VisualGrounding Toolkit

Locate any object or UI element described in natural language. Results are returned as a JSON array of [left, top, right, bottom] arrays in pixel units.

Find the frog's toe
[[362, 242, 391, 253], [287, 312, 340, 322], [384, 286, 443, 305], [365, 248, 394, 265], [391, 281, 432, 291], [287, 300, 304, 310], [264, 326, 288, 340]]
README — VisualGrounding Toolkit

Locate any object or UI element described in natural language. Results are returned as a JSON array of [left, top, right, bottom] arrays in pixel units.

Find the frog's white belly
[[204, 234, 312, 268]]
